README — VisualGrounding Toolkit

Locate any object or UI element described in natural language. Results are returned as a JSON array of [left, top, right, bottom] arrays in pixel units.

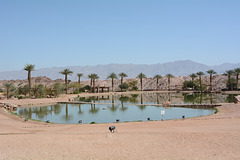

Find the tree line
[[1, 64, 240, 99], [184, 69, 240, 91]]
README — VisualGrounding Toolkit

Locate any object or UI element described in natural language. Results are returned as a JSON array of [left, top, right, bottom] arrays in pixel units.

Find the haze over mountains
[[0, 60, 239, 81]]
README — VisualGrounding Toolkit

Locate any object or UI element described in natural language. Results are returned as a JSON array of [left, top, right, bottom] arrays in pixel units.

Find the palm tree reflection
[[53, 104, 61, 115], [129, 94, 139, 104], [119, 96, 129, 112], [62, 104, 73, 121], [156, 93, 160, 104], [137, 94, 146, 111], [108, 95, 118, 112], [78, 104, 83, 115], [89, 104, 99, 114]]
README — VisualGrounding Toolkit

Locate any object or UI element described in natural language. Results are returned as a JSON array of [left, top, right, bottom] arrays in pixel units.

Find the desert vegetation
[[0, 64, 240, 99]]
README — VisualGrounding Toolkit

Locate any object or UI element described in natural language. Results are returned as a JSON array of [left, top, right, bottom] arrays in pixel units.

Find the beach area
[[0, 92, 240, 160]]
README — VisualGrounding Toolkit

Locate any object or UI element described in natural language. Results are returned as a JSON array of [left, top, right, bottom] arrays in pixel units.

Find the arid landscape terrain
[[0, 92, 240, 160], [1, 0, 240, 159], [0, 74, 229, 92]]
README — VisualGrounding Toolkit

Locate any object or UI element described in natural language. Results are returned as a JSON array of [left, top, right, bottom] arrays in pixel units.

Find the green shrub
[[119, 83, 129, 91], [73, 91, 79, 94]]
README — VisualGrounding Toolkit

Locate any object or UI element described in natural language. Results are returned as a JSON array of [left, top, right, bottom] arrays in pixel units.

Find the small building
[[93, 86, 110, 93]]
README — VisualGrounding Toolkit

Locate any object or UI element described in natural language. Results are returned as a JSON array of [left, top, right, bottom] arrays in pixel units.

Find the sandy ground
[[0, 92, 240, 160]]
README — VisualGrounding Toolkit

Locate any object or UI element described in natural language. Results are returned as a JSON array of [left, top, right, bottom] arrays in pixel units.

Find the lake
[[13, 92, 230, 124]]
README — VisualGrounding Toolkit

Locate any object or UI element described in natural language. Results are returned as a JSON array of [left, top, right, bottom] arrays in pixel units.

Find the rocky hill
[[0, 75, 228, 91], [0, 76, 64, 88]]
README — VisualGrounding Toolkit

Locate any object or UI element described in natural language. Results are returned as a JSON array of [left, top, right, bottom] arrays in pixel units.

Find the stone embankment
[[0, 102, 17, 111]]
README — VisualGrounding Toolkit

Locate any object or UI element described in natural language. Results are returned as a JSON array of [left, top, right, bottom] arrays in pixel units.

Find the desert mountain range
[[0, 60, 239, 81]]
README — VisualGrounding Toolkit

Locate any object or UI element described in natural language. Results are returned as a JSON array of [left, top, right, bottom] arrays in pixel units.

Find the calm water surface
[[14, 93, 228, 124], [79, 93, 237, 104], [15, 103, 215, 124]]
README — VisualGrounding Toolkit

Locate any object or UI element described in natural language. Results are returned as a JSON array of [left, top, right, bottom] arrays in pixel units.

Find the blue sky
[[0, 0, 239, 71]]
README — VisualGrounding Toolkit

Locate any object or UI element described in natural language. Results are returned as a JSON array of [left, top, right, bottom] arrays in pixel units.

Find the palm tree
[[59, 69, 73, 94], [154, 75, 162, 90], [196, 72, 205, 92], [206, 70, 217, 91], [224, 70, 234, 90], [119, 72, 128, 84], [4, 83, 14, 99], [88, 74, 99, 93], [224, 70, 234, 80], [189, 73, 197, 90], [88, 74, 93, 92], [76, 73, 83, 91], [189, 73, 197, 81], [136, 73, 146, 91], [33, 84, 38, 98], [165, 74, 174, 91], [92, 74, 99, 93], [234, 68, 240, 90], [228, 78, 236, 91], [23, 64, 35, 88], [107, 73, 118, 92]]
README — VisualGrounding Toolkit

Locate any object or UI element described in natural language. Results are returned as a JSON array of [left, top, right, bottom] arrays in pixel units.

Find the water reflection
[[78, 93, 235, 105], [54, 104, 61, 115], [14, 93, 236, 124], [137, 94, 146, 111], [119, 96, 129, 112], [107, 95, 118, 112], [18, 105, 63, 121], [89, 104, 99, 114], [182, 93, 219, 104], [63, 104, 73, 121], [78, 104, 83, 115], [15, 103, 215, 124], [156, 93, 161, 104], [129, 94, 139, 103]]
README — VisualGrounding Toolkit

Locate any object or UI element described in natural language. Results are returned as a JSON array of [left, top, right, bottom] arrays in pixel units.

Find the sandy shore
[[0, 92, 240, 160]]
